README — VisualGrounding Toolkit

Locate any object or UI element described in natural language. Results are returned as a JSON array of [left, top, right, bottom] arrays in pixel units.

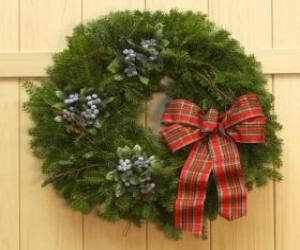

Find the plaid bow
[[160, 93, 266, 235]]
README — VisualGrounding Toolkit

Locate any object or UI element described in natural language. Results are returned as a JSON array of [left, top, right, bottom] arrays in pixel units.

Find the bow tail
[[209, 133, 247, 220], [175, 140, 213, 234]]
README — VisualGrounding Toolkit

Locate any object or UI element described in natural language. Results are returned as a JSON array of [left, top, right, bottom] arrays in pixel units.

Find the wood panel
[[83, 0, 145, 20], [273, 2, 300, 250], [209, 0, 272, 52], [82, 2, 147, 250], [0, 1, 20, 249], [0, 80, 19, 250], [3, 49, 300, 77], [20, 0, 81, 51], [146, 0, 208, 11], [19, 1, 83, 250], [20, 79, 83, 250], [0, 1, 298, 250], [273, 0, 300, 48], [0, 0, 19, 52], [273, 76, 300, 250], [209, 1, 274, 250]]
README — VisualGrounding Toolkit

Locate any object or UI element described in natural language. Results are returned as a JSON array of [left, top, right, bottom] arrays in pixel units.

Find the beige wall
[[0, 1, 299, 250]]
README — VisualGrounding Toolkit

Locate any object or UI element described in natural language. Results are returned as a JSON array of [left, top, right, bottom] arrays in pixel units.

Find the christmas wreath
[[24, 10, 282, 239]]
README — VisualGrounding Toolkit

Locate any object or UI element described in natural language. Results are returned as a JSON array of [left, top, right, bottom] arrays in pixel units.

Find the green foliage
[[24, 10, 282, 239]]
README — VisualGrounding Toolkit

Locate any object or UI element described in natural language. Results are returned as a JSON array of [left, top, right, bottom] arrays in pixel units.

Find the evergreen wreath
[[24, 10, 282, 239]]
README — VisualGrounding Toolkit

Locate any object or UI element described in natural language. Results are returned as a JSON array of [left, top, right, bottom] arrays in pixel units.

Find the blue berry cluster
[[55, 92, 101, 127], [141, 38, 157, 48], [106, 145, 157, 198], [123, 38, 160, 78]]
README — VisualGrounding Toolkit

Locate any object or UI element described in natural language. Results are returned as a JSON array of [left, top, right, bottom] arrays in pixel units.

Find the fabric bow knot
[[160, 93, 266, 235]]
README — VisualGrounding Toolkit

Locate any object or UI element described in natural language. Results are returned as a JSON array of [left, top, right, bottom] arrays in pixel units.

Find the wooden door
[[0, 1, 299, 249]]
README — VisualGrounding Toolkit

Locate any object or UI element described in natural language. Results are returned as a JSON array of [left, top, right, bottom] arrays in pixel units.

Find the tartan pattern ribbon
[[160, 93, 267, 235]]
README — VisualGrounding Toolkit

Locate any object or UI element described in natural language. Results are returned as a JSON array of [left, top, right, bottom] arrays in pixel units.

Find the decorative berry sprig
[[53, 88, 113, 129], [106, 145, 160, 198], [107, 23, 169, 85]]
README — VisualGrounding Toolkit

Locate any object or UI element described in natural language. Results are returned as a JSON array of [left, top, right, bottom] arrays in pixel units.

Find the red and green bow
[[160, 93, 267, 235]]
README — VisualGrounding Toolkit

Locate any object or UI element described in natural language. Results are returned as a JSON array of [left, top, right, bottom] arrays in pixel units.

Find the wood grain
[[0, 0, 18, 52], [209, 0, 272, 53], [274, 75, 300, 250], [273, 2, 300, 250], [20, 80, 83, 250], [83, 0, 145, 20], [19, 1, 83, 250], [146, 0, 208, 11], [0, 80, 20, 250], [273, 0, 300, 48], [0, 1, 299, 250], [20, 0, 81, 51], [0, 1, 20, 249]]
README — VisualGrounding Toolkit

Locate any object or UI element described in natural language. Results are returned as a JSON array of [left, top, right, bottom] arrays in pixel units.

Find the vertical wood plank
[[82, 2, 147, 250], [19, 1, 83, 250], [0, 80, 20, 250], [209, 0, 272, 53], [273, 75, 300, 250], [20, 0, 81, 51], [208, 1, 274, 250], [146, 1, 210, 249], [0, 1, 20, 249], [146, 0, 207, 11], [20, 79, 83, 250], [273, 2, 300, 250], [273, 0, 300, 48], [83, 0, 145, 20], [0, 0, 19, 52]]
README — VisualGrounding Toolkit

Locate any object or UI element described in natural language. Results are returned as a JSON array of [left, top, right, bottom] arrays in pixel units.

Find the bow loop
[[161, 99, 202, 128]]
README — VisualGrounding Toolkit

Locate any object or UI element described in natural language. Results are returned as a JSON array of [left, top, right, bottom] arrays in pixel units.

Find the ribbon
[[160, 93, 266, 235]]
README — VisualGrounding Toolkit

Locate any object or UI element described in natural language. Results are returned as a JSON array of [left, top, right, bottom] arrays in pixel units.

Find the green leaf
[[103, 97, 115, 105], [84, 176, 103, 184], [122, 146, 132, 156], [107, 58, 120, 73], [117, 146, 132, 157], [127, 39, 136, 47], [113, 74, 124, 81], [88, 128, 97, 135], [121, 173, 129, 182], [106, 170, 118, 181], [51, 102, 64, 109], [57, 160, 73, 166], [129, 175, 139, 185], [133, 144, 142, 154], [55, 90, 65, 99], [161, 39, 170, 47], [155, 23, 164, 38], [54, 115, 63, 123], [138, 75, 149, 85], [94, 120, 102, 128], [83, 151, 94, 159]]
